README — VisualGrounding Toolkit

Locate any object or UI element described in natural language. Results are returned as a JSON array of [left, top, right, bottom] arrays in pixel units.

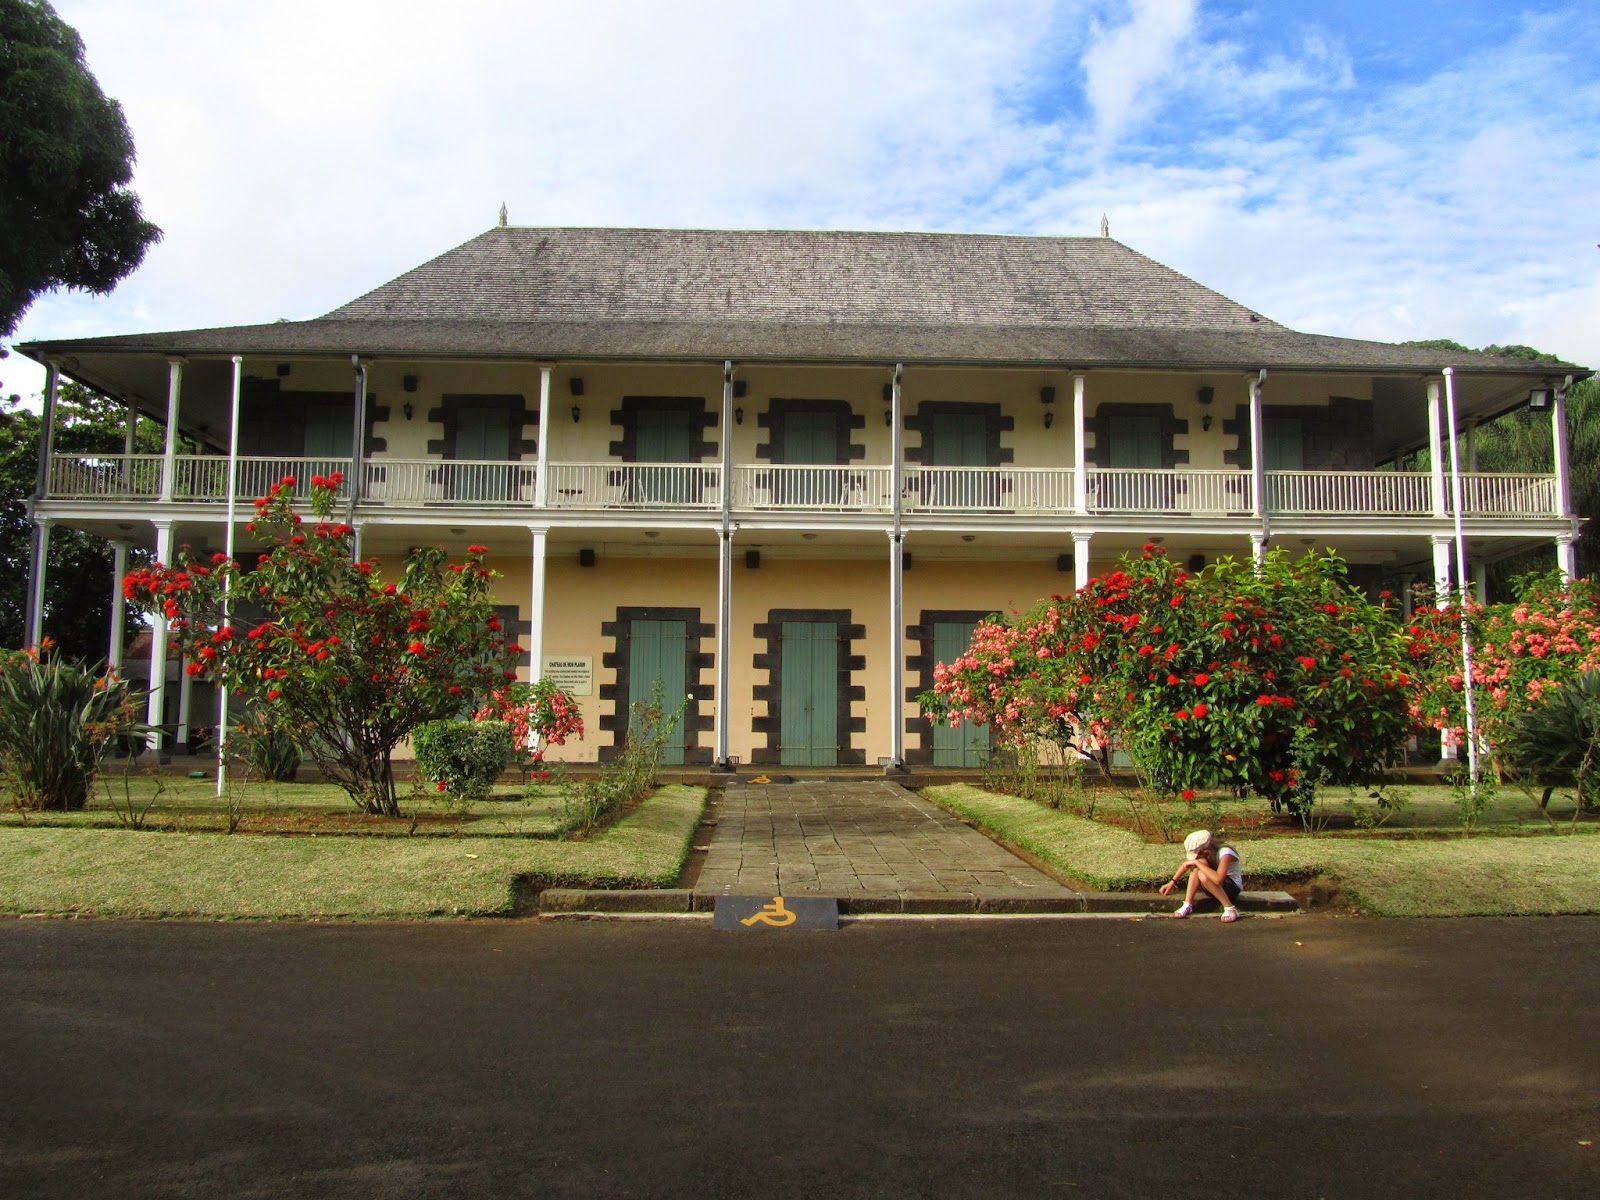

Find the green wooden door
[[455, 402, 512, 501], [929, 412, 991, 506], [637, 408, 695, 503], [931, 621, 988, 766], [628, 619, 687, 766], [780, 621, 837, 767], [780, 409, 838, 503]]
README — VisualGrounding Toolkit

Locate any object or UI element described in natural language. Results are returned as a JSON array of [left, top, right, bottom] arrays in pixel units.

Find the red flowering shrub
[[925, 545, 1415, 811], [121, 474, 574, 815]]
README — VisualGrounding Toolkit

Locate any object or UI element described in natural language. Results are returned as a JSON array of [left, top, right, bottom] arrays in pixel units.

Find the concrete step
[[537, 888, 1298, 917]]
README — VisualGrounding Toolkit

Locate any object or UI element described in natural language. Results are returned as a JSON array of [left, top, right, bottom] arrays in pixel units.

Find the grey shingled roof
[[18, 227, 1589, 376], [325, 227, 1279, 330]]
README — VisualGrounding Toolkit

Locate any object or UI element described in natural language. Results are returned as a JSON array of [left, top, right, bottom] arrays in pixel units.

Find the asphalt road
[[3, 915, 1597, 1199]]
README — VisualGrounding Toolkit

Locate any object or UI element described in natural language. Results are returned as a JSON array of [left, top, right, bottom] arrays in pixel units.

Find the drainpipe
[[716, 361, 734, 769], [1249, 369, 1268, 561], [217, 355, 244, 796], [347, 356, 366, 528], [888, 364, 905, 771], [1442, 367, 1479, 790]]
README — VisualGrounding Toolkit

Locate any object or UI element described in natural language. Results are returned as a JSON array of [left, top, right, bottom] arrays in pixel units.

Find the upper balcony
[[44, 453, 1563, 522]]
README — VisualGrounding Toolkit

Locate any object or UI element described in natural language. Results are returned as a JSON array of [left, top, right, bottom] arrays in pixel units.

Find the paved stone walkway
[[695, 780, 1075, 899]]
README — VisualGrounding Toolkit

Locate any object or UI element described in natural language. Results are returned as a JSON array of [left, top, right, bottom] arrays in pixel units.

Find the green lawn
[[925, 782, 1600, 917], [1, 775, 569, 836], [0, 784, 706, 920]]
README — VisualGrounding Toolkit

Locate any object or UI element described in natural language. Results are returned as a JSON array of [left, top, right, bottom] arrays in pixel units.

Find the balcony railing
[[45, 455, 1565, 521]]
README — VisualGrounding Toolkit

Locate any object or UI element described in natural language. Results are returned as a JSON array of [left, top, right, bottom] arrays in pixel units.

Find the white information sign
[[541, 656, 594, 696]]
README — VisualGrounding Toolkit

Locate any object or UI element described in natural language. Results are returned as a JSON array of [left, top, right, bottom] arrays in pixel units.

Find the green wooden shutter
[[931, 621, 988, 766], [303, 401, 353, 459], [786, 410, 838, 464], [628, 619, 687, 766], [930, 412, 987, 466], [780, 621, 838, 767], [637, 408, 696, 503], [1108, 413, 1163, 469], [1263, 417, 1305, 471]]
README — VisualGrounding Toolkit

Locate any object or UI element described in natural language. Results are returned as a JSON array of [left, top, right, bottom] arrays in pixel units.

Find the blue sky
[[6, 0, 1597, 402]]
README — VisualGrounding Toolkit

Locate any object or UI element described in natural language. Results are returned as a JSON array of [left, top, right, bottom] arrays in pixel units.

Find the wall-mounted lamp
[[1040, 385, 1056, 405], [1529, 388, 1554, 411], [570, 404, 581, 423], [402, 401, 414, 421], [734, 406, 744, 425], [569, 377, 584, 397], [403, 374, 419, 393], [1043, 410, 1055, 429], [1197, 385, 1215, 406], [1201, 412, 1212, 432]]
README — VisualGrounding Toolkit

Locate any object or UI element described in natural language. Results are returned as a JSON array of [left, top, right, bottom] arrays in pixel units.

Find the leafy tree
[[924, 546, 1415, 812], [1, 380, 155, 658], [1, 0, 161, 338], [122, 473, 545, 816]]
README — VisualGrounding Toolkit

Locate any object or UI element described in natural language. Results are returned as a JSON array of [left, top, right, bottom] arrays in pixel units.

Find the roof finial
[[498, 203, 508, 228], [1100, 213, 1110, 238]]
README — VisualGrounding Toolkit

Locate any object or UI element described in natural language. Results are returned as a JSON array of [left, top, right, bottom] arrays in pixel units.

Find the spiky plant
[[0, 647, 142, 810], [1500, 670, 1600, 814]]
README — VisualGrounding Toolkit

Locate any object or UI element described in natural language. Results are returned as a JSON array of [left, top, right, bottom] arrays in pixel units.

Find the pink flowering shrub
[[1400, 571, 1600, 757]]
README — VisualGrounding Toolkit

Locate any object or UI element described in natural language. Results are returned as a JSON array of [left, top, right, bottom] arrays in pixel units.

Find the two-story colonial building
[[18, 225, 1588, 770]]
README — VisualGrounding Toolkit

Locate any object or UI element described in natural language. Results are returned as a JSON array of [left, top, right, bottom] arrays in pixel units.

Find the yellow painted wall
[[483, 551, 1067, 765]]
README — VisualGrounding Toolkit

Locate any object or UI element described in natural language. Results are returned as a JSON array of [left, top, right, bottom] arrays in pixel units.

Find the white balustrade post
[[1556, 533, 1577, 583]]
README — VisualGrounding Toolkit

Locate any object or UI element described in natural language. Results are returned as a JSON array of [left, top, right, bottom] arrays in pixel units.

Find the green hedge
[[412, 720, 514, 802]]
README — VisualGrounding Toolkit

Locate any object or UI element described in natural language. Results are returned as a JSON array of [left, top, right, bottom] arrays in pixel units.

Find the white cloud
[[4, 0, 1596, 407]]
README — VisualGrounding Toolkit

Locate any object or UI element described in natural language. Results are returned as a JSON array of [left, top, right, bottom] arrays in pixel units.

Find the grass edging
[[0, 784, 708, 921], [924, 783, 1600, 917]]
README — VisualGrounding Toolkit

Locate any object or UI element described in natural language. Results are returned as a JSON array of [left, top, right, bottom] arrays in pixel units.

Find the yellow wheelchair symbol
[[740, 896, 797, 927]]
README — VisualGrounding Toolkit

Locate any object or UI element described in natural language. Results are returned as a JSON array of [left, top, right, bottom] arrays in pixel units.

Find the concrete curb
[[537, 888, 1298, 917]]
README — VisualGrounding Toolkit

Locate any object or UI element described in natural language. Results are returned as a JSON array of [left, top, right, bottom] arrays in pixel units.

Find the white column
[[23, 362, 61, 648], [147, 520, 175, 751], [1071, 373, 1088, 515], [25, 520, 51, 648], [161, 359, 183, 502], [1471, 561, 1488, 604], [1433, 536, 1457, 762], [1426, 379, 1447, 517], [176, 667, 193, 748], [1432, 534, 1453, 602], [888, 531, 905, 771], [1556, 533, 1577, 582], [1248, 371, 1268, 551], [716, 528, 733, 768], [527, 527, 548, 681], [108, 540, 129, 669], [1073, 532, 1092, 592], [534, 366, 551, 507]]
